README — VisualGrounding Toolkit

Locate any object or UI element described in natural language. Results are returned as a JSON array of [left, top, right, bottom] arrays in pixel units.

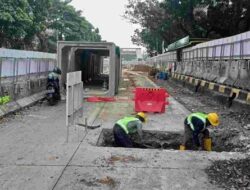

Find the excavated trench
[[119, 70, 250, 189], [156, 78, 250, 152], [97, 129, 238, 152]]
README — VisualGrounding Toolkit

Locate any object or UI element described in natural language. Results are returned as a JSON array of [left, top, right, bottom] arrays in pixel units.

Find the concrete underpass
[[0, 68, 249, 190]]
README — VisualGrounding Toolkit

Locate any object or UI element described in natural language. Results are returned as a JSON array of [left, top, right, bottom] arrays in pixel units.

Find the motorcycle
[[46, 81, 60, 106]]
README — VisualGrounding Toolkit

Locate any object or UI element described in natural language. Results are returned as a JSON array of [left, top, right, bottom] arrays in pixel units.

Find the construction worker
[[113, 112, 147, 148], [180, 112, 219, 150]]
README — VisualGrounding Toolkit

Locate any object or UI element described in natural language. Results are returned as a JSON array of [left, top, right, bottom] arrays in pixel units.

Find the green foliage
[[0, 96, 11, 105], [125, 0, 250, 55], [0, 0, 33, 48], [132, 28, 163, 55], [0, 0, 102, 52]]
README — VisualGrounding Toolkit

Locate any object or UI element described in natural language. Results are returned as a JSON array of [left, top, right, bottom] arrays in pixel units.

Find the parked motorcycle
[[46, 82, 60, 106]]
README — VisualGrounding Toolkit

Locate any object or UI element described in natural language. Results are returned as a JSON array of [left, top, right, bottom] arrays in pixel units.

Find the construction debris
[[206, 158, 250, 189], [132, 65, 152, 72], [148, 67, 160, 77], [97, 176, 117, 188], [106, 155, 141, 164], [243, 124, 250, 130], [48, 156, 59, 160]]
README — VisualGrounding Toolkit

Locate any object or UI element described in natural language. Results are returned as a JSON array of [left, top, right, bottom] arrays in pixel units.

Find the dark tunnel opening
[[75, 49, 110, 92]]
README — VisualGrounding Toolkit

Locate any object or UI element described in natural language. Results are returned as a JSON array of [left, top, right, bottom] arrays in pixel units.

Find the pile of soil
[[206, 158, 250, 189], [148, 67, 160, 77], [132, 65, 152, 72]]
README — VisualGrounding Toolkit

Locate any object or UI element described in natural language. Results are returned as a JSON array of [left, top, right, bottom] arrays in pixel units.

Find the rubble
[[106, 155, 141, 164], [97, 176, 117, 188], [206, 158, 250, 189], [243, 124, 250, 130]]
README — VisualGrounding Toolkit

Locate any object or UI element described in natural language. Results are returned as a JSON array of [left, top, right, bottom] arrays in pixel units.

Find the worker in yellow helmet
[[113, 112, 147, 148], [180, 112, 219, 150]]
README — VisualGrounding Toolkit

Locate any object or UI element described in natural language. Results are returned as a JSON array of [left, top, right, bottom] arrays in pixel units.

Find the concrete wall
[[0, 48, 56, 101], [146, 31, 250, 91]]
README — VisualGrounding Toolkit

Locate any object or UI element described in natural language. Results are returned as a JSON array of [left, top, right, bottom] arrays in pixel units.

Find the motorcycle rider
[[47, 67, 62, 100]]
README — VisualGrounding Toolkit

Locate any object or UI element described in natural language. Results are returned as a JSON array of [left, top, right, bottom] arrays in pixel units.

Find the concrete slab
[[0, 108, 5, 117], [0, 100, 102, 190], [54, 166, 220, 190], [0, 102, 21, 115], [0, 91, 46, 118], [0, 165, 63, 190], [0, 143, 78, 166], [145, 97, 189, 132], [70, 146, 245, 169], [16, 97, 34, 108]]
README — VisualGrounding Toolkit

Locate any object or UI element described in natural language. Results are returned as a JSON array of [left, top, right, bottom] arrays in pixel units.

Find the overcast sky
[[70, 0, 141, 49]]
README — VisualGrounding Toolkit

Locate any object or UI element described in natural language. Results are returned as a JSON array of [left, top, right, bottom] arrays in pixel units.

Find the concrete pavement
[[0, 72, 247, 190]]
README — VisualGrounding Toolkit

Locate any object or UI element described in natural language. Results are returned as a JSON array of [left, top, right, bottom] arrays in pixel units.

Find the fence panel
[[66, 71, 83, 142], [0, 49, 57, 99]]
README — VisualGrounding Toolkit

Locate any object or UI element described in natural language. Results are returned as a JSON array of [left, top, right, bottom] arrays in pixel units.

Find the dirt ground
[[141, 69, 250, 189], [206, 158, 250, 189]]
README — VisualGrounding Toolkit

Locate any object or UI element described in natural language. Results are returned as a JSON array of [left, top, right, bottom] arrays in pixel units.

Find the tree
[[47, 0, 101, 51], [0, 0, 102, 52], [195, 0, 250, 37], [0, 0, 33, 48], [124, 0, 250, 54], [26, 0, 52, 51], [131, 28, 164, 55]]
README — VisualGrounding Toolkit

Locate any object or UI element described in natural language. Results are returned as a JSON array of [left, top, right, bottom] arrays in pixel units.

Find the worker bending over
[[113, 112, 147, 148], [180, 112, 219, 150]]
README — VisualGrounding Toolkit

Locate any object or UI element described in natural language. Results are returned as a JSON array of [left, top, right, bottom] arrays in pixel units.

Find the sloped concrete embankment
[[0, 91, 46, 118]]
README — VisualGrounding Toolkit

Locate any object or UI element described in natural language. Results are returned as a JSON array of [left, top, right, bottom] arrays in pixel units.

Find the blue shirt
[[185, 117, 209, 146]]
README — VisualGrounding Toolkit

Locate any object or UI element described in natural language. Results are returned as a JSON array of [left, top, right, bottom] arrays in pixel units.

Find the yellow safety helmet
[[207, 112, 219, 127], [136, 112, 147, 123]]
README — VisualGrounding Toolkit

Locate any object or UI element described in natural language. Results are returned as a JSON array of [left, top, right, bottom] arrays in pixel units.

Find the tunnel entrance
[[97, 129, 235, 152], [58, 42, 120, 96], [75, 49, 110, 94]]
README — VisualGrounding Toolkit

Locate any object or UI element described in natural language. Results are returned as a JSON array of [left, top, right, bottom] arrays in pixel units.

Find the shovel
[[133, 141, 155, 148]]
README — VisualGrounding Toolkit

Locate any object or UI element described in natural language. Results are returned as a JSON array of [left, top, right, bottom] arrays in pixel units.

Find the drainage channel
[[97, 129, 239, 152]]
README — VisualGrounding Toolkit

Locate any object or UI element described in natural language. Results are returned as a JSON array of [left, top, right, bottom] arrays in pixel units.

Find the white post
[[66, 71, 83, 143]]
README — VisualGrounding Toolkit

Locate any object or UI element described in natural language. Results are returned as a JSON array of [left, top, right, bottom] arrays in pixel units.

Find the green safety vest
[[187, 112, 207, 131], [116, 117, 140, 134]]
